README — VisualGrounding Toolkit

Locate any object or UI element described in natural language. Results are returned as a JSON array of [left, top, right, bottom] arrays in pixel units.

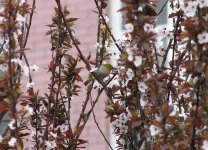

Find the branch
[[93, 0, 123, 54], [157, 0, 169, 17], [91, 97, 113, 150]]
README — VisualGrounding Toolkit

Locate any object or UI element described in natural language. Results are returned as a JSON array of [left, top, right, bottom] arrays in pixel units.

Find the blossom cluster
[[111, 108, 132, 134]]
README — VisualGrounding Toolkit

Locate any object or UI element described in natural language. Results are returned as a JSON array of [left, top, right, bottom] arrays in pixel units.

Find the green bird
[[84, 64, 113, 85]]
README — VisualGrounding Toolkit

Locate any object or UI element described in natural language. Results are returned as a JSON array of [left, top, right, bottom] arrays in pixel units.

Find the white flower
[[138, 82, 148, 93], [19, 0, 26, 6], [134, 56, 142, 67], [119, 113, 128, 124], [59, 124, 68, 133], [126, 47, 134, 61], [16, 13, 26, 23], [198, 0, 208, 8], [11, 58, 29, 76], [137, 6, 143, 12], [155, 27, 173, 39], [31, 131, 36, 138], [112, 119, 122, 128], [104, 41, 109, 47], [30, 65, 39, 72], [126, 68, 134, 80], [119, 125, 128, 134], [46, 140, 57, 149], [104, 16, 110, 23], [202, 140, 208, 150], [26, 82, 35, 89], [125, 23, 134, 33], [50, 132, 57, 138], [11, 58, 23, 64], [26, 105, 34, 115], [8, 119, 16, 130], [150, 125, 161, 136], [94, 42, 101, 49], [22, 65, 29, 76], [0, 8, 6, 24], [126, 108, 132, 119], [169, 104, 179, 116], [0, 135, 3, 142], [183, 1, 198, 17], [198, 32, 208, 44], [93, 80, 102, 90], [179, 107, 188, 120], [144, 23, 154, 32], [8, 137, 16, 147], [0, 63, 8, 72], [140, 93, 147, 107]]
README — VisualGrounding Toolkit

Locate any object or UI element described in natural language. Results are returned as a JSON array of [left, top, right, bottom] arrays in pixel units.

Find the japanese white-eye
[[84, 64, 113, 85]]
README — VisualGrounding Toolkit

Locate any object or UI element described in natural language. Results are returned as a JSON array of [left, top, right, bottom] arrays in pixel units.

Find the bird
[[84, 64, 113, 85]]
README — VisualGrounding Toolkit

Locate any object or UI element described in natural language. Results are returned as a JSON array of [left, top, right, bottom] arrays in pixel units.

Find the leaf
[[168, 12, 178, 18], [66, 18, 79, 22], [77, 139, 89, 145], [74, 125, 84, 137], [117, 7, 129, 12], [65, 130, 74, 140], [75, 75, 83, 82]]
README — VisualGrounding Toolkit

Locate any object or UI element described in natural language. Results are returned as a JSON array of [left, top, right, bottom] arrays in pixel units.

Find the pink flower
[[8, 119, 16, 130], [150, 125, 161, 136], [8, 137, 16, 147], [138, 82, 148, 93], [198, 32, 208, 44], [125, 23, 134, 33], [198, 0, 208, 8], [46, 140, 56, 149]]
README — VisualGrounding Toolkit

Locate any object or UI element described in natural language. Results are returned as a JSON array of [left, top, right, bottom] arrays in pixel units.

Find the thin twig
[[157, 0, 169, 17], [90, 96, 114, 150], [93, 0, 123, 54]]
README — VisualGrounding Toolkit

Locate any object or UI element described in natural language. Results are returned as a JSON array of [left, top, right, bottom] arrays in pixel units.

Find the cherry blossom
[[138, 81, 148, 93], [11, 58, 30, 76], [155, 26, 173, 39], [59, 124, 68, 133], [198, 0, 208, 8], [134, 56, 142, 67], [119, 125, 128, 134], [144, 23, 154, 32], [137, 6, 143, 12], [149, 125, 161, 136], [30, 131, 36, 138], [26, 82, 35, 89], [16, 13, 26, 23], [0, 135, 2, 142], [104, 16, 110, 23], [126, 68, 135, 80], [202, 140, 208, 150], [8, 137, 17, 147], [125, 23, 134, 33], [8, 119, 16, 130], [169, 104, 179, 116], [0, 63, 8, 72], [94, 42, 101, 49], [46, 140, 57, 149], [30, 65, 39, 72], [26, 105, 34, 115], [197, 32, 208, 44], [182, 1, 198, 17], [112, 119, 122, 128], [50, 132, 57, 138], [19, 0, 26, 6]]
